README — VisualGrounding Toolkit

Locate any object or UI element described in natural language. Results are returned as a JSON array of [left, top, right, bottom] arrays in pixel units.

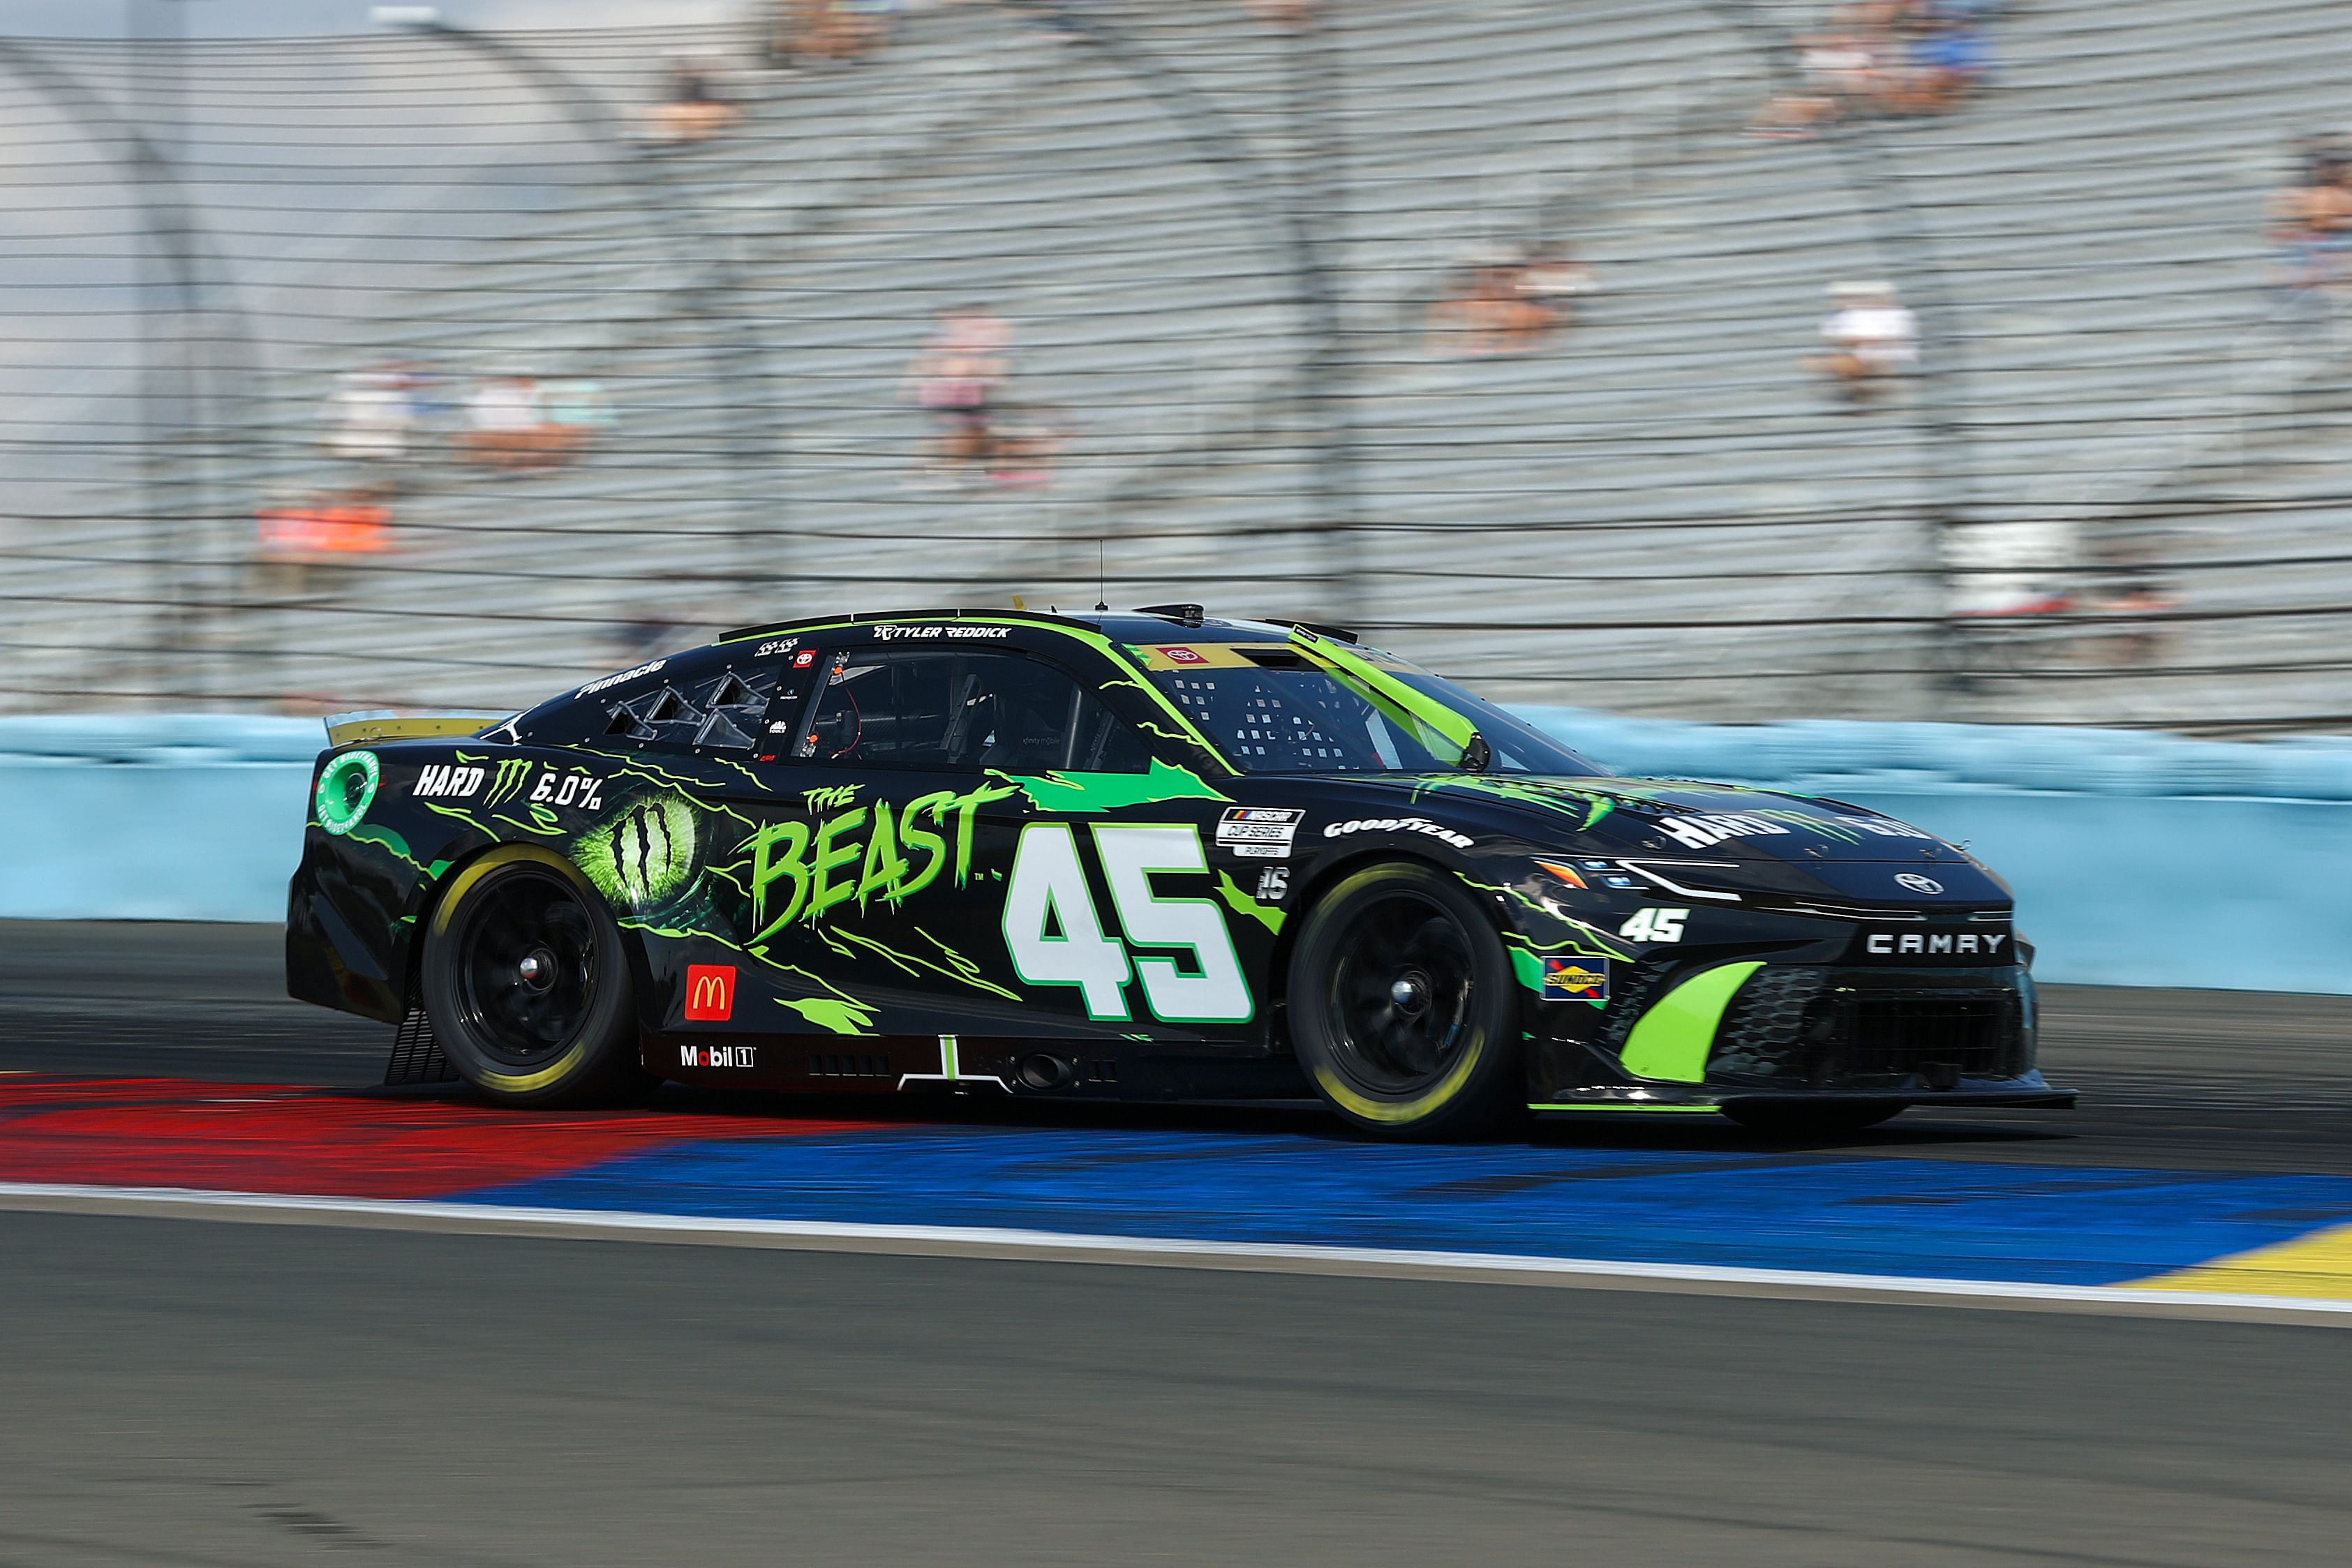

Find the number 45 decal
[[1003, 823, 1253, 1024], [1618, 906, 1688, 942]]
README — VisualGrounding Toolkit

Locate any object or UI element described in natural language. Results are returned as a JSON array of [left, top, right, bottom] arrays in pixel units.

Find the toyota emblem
[[1895, 872, 1944, 895]]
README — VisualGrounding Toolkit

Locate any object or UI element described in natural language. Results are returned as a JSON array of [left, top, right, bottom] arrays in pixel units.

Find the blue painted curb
[[460, 1125, 2352, 1287]]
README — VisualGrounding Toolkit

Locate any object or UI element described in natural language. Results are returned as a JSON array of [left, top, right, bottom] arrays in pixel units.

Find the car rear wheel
[[422, 845, 652, 1107], [1286, 860, 1524, 1140], [1722, 1100, 1906, 1137]]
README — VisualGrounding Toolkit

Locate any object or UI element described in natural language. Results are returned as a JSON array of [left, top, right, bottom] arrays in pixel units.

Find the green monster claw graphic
[[483, 756, 535, 807], [574, 793, 701, 910]]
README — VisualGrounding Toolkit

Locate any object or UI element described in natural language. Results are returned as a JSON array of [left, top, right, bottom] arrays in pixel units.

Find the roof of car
[[720, 608, 1357, 646]]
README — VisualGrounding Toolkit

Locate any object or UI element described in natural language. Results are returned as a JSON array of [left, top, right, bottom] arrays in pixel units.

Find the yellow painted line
[[2133, 1222, 2352, 1301]]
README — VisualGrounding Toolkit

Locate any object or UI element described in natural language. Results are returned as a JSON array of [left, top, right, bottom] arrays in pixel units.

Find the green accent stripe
[[1212, 872, 1286, 934], [1618, 961, 1765, 1084], [1288, 628, 1479, 755], [1528, 1103, 1724, 1114]]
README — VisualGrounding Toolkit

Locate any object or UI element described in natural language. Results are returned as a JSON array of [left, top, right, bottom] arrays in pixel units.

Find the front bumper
[[1528, 960, 2071, 1111], [1531, 1082, 2077, 1114]]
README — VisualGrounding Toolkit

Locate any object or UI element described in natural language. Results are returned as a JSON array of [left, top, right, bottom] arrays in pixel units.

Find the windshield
[[1137, 642, 1603, 776]]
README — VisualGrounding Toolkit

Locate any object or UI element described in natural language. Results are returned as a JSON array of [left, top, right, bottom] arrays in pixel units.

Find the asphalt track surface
[[4, 922, 2352, 1565], [8, 919, 2352, 1173]]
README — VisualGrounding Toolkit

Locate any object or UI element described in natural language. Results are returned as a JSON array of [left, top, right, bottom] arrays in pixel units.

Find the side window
[[797, 648, 1147, 772], [600, 662, 781, 753]]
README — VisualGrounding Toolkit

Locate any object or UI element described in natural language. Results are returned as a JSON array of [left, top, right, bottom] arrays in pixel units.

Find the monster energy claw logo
[[315, 750, 379, 837], [484, 758, 534, 807], [574, 794, 700, 909]]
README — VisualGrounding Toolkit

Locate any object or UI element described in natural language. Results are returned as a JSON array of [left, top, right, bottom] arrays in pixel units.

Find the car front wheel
[[1286, 860, 1524, 1140]]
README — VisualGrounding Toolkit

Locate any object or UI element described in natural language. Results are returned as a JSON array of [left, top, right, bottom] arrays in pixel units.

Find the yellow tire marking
[[1311, 1033, 1484, 1126]]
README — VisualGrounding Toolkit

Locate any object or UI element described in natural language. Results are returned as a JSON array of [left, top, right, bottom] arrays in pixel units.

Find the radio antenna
[[1094, 540, 1109, 613]]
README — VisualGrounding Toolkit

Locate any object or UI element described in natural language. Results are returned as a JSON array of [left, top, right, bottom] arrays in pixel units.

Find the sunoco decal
[[1542, 955, 1609, 1003]]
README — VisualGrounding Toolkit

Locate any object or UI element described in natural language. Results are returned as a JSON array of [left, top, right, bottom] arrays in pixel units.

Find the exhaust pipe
[[1015, 1052, 1078, 1091]]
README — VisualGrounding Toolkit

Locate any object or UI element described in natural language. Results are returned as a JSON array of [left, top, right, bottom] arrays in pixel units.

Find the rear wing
[[321, 710, 516, 749]]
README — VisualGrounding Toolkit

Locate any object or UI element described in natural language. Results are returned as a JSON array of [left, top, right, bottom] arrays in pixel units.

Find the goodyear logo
[[1542, 955, 1609, 1003]]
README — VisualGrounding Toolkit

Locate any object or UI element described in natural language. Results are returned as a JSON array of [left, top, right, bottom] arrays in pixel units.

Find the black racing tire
[[1722, 1100, 1907, 1138], [1286, 860, 1525, 1140], [421, 844, 653, 1108]]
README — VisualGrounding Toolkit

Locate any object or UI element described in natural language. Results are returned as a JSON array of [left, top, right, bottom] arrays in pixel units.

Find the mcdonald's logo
[[684, 964, 735, 1022]]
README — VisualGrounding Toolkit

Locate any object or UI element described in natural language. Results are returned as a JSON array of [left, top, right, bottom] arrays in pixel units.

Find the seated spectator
[[541, 378, 616, 457], [2269, 135, 2352, 294], [983, 403, 1067, 489], [1427, 247, 1589, 357], [1519, 244, 1598, 318], [324, 365, 419, 465], [1884, 10, 1992, 114], [1753, 1, 1991, 134], [649, 60, 740, 143], [255, 486, 394, 572], [461, 375, 577, 470], [1751, 30, 1886, 137], [1808, 281, 1917, 404], [1245, 0, 1320, 27], [768, 0, 883, 67], [905, 307, 1013, 476]]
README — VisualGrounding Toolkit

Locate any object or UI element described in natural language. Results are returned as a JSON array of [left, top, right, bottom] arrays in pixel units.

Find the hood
[[1350, 773, 2009, 908]]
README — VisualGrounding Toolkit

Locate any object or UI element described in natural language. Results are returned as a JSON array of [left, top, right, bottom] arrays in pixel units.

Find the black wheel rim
[[1325, 890, 1478, 1096], [455, 868, 599, 1067]]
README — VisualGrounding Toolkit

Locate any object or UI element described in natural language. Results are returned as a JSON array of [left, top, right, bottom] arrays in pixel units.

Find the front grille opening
[[1702, 971, 2027, 1089], [1843, 996, 2019, 1087]]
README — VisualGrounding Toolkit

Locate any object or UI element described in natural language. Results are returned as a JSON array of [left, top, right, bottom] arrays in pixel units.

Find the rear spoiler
[[322, 710, 517, 749]]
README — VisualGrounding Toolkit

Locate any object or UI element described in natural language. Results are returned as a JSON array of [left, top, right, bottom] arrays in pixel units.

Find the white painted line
[[1, 1179, 2347, 1324]]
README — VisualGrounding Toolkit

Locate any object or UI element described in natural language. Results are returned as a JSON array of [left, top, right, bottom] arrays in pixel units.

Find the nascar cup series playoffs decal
[[1216, 807, 1302, 859], [314, 750, 380, 837]]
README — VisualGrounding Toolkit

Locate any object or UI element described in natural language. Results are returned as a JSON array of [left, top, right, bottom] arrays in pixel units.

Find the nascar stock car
[[288, 606, 2072, 1137]]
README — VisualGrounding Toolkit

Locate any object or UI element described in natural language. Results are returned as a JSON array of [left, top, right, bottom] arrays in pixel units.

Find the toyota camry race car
[[289, 607, 2071, 1137]]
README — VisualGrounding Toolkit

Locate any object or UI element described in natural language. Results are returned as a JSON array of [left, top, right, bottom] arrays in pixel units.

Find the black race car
[[289, 607, 2071, 1137]]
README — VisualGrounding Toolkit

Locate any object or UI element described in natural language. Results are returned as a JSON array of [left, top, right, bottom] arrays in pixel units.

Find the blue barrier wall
[[0, 717, 318, 924], [5, 710, 2349, 993]]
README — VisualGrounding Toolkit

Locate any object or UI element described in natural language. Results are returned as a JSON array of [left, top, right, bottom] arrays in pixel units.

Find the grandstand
[[3, 0, 2350, 731]]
